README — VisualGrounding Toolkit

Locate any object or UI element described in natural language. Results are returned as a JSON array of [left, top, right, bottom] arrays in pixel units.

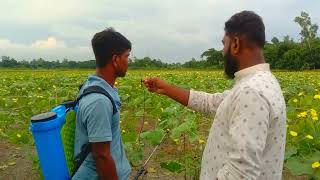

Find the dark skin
[[92, 49, 130, 180], [91, 142, 117, 180], [96, 50, 130, 87], [222, 33, 265, 71], [144, 33, 265, 104]]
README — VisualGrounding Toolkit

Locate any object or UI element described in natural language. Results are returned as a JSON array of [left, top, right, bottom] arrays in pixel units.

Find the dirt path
[[0, 139, 40, 180], [0, 139, 308, 180]]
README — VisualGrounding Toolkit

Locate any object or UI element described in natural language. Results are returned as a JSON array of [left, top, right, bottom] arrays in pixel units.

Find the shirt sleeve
[[217, 88, 270, 180], [83, 97, 114, 143], [187, 90, 230, 115]]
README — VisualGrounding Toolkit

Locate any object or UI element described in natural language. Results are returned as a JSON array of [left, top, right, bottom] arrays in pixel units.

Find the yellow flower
[[16, 134, 21, 138], [314, 94, 320, 100], [290, 131, 298, 137], [298, 92, 304, 96], [115, 81, 118, 86], [199, 139, 205, 144], [311, 109, 317, 117], [306, 135, 314, 140], [122, 129, 126, 133], [297, 112, 307, 118], [312, 116, 318, 121], [312, 161, 320, 169], [293, 99, 298, 103]]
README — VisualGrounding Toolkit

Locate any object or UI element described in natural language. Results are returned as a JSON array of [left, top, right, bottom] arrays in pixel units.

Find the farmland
[[0, 69, 320, 179]]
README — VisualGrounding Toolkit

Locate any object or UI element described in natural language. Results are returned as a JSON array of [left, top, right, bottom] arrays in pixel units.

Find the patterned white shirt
[[188, 63, 286, 180]]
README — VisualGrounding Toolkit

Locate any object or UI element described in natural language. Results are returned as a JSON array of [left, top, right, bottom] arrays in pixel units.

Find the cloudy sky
[[0, 0, 319, 63]]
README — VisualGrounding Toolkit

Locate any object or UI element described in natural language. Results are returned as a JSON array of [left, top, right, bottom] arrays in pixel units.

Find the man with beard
[[72, 28, 131, 180], [144, 11, 286, 180]]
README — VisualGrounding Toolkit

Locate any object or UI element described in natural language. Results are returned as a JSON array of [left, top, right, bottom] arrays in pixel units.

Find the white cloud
[[0, 37, 92, 61], [31, 37, 66, 49]]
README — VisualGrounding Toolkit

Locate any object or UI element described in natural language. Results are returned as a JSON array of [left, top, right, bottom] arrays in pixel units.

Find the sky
[[0, 0, 319, 63]]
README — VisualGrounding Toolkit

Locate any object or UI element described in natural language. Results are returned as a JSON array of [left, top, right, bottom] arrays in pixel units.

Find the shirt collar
[[234, 63, 270, 81], [87, 75, 120, 102]]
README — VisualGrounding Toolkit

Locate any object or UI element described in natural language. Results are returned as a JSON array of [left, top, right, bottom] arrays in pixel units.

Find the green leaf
[[285, 145, 297, 160], [163, 107, 175, 114], [134, 110, 143, 117], [305, 151, 320, 164], [285, 156, 313, 176], [171, 120, 195, 139], [300, 95, 313, 106], [160, 161, 184, 173], [188, 132, 198, 143], [302, 85, 315, 94], [124, 142, 144, 166], [140, 129, 164, 146]]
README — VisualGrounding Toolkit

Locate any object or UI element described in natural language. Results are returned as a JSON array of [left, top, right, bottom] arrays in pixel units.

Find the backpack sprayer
[[29, 85, 117, 180]]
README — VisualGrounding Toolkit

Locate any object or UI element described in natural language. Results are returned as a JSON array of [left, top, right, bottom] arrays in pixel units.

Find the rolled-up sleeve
[[217, 88, 270, 180], [187, 90, 230, 115]]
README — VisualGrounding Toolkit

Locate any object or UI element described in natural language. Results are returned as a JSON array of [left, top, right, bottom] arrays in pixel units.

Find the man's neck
[[237, 49, 265, 71], [96, 66, 116, 87]]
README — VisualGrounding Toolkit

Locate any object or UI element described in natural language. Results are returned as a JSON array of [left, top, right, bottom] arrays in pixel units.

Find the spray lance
[[133, 129, 169, 180], [133, 79, 169, 179]]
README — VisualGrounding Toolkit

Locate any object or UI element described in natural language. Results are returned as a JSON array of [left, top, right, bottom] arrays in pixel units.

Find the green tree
[[294, 11, 319, 48], [200, 48, 223, 67]]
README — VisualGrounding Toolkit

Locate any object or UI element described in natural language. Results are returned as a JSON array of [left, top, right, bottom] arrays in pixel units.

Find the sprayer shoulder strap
[[71, 85, 117, 178], [76, 85, 117, 114]]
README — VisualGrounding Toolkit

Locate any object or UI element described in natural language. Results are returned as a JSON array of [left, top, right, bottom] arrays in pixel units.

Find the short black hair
[[92, 27, 131, 68], [224, 11, 265, 48]]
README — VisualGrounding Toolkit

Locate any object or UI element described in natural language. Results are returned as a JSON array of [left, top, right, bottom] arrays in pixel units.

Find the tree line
[[1, 11, 319, 70]]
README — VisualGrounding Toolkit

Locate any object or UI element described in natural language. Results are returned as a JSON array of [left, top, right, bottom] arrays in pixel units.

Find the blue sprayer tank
[[29, 105, 70, 180]]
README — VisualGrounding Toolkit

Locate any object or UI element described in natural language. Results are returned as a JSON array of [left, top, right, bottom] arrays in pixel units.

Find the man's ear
[[231, 37, 240, 55], [112, 55, 118, 68]]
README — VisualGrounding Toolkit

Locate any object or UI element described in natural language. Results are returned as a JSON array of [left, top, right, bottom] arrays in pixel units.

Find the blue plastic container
[[30, 105, 70, 180]]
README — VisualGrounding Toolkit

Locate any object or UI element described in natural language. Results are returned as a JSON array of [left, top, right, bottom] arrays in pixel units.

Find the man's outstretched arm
[[144, 77, 229, 114]]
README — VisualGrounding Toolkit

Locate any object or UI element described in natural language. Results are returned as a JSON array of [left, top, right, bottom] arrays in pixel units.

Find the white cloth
[[188, 63, 286, 180]]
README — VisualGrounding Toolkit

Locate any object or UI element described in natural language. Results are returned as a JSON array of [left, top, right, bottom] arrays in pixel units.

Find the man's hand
[[143, 77, 168, 95], [143, 77, 190, 106]]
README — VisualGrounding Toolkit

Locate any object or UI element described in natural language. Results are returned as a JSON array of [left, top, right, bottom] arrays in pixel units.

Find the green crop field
[[0, 69, 320, 179]]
